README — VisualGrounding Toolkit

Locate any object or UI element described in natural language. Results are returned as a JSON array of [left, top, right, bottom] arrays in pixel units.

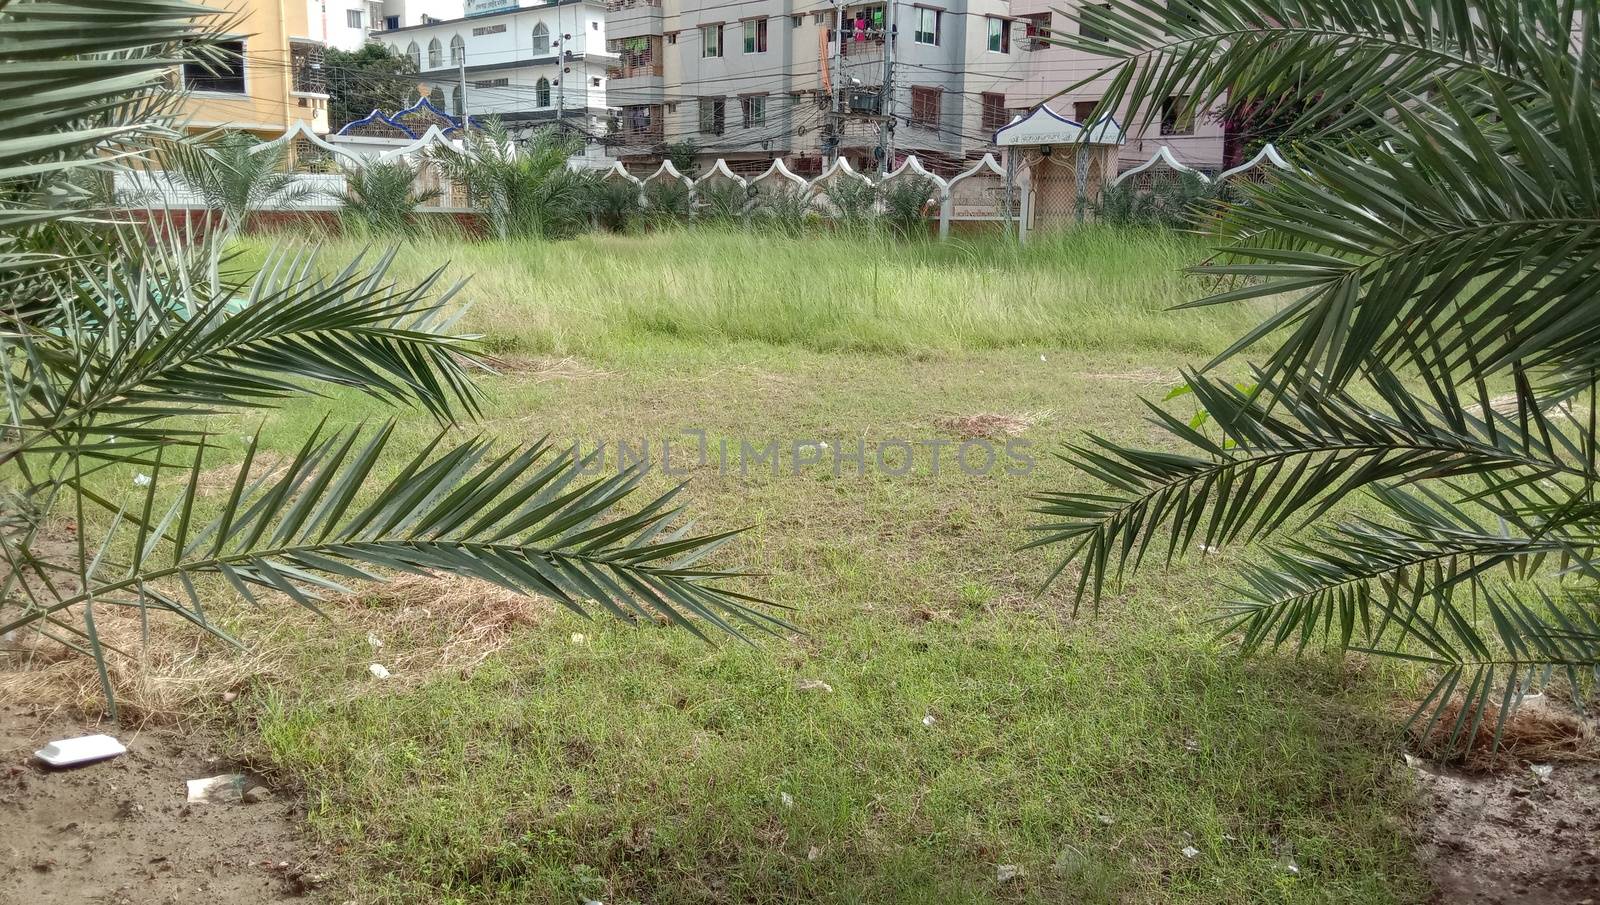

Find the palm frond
[[2, 423, 787, 646]]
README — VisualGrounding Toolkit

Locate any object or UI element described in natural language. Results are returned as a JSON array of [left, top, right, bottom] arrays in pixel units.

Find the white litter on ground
[[33, 734, 126, 768]]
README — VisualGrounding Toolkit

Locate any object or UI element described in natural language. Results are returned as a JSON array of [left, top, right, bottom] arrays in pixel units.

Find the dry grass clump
[[934, 410, 1052, 440], [0, 571, 554, 722], [1407, 695, 1598, 772], [194, 450, 292, 496], [337, 573, 551, 676], [0, 605, 276, 725], [474, 354, 613, 382]]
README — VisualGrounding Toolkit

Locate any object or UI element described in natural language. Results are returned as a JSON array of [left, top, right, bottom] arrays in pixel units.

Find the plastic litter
[[368, 663, 391, 680], [186, 773, 247, 803], [33, 734, 126, 768]]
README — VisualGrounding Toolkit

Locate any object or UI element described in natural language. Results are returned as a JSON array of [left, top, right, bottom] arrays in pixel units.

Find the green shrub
[[589, 177, 642, 233], [642, 179, 692, 227], [1094, 171, 1220, 229], [752, 187, 814, 237], [695, 181, 750, 224], [825, 177, 878, 232], [880, 175, 937, 239], [339, 159, 441, 237]]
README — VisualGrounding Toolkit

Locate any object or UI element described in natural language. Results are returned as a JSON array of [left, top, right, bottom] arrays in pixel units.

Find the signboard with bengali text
[[466, 0, 519, 17]]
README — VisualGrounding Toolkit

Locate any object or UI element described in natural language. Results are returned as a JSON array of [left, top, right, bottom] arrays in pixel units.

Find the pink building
[[1003, 1, 1229, 174]]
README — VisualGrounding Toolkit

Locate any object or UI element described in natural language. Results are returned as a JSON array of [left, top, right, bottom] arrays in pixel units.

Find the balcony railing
[[607, 125, 664, 146], [607, 62, 664, 79]]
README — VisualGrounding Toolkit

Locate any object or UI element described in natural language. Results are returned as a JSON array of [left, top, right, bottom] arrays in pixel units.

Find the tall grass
[[239, 227, 1263, 357]]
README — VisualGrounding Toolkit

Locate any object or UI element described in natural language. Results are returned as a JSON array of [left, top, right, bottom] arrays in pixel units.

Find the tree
[[339, 158, 442, 236], [1030, 0, 1600, 754], [1, 1, 786, 714], [325, 43, 419, 131], [167, 131, 317, 238], [428, 120, 595, 240]]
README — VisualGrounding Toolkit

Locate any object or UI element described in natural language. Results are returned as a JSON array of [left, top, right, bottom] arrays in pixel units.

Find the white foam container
[[33, 734, 126, 767]]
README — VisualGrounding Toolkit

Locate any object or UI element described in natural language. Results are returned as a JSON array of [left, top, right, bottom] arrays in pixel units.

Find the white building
[[308, 1, 466, 51], [376, 0, 613, 150]]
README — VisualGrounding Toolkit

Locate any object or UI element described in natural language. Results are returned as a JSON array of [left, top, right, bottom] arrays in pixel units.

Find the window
[[346, 8, 364, 28], [450, 35, 465, 65], [405, 41, 420, 68], [910, 85, 940, 129], [472, 77, 508, 88], [532, 23, 550, 54], [743, 18, 768, 53], [986, 17, 1009, 53], [1073, 99, 1099, 122], [384, 15, 399, 30], [698, 96, 725, 134], [791, 14, 802, 27], [451, 86, 464, 116], [427, 37, 442, 68], [913, 7, 940, 45], [740, 94, 766, 128], [290, 40, 325, 93], [591, 76, 602, 86], [1079, 3, 1112, 41], [183, 38, 246, 93], [980, 92, 1007, 131], [428, 85, 445, 107], [1165, 0, 1201, 34], [536, 77, 551, 106], [701, 24, 722, 57], [1023, 12, 1050, 46], [1161, 95, 1194, 135], [666, 31, 678, 44]]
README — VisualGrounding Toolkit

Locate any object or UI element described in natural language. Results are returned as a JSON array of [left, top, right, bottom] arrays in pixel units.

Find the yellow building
[[178, 0, 330, 137]]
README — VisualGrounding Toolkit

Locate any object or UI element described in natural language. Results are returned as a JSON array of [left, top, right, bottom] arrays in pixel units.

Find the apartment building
[[179, 0, 330, 136], [606, 0, 1022, 174], [1004, 0, 1227, 172], [377, 0, 613, 143]]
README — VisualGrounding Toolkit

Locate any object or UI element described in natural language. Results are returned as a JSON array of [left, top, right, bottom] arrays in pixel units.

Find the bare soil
[[1413, 758, 1600, 904], [0, 703, 324, 905]]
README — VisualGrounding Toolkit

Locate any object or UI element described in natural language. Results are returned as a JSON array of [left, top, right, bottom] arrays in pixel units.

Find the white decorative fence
[[111, 118, 1297, 237]]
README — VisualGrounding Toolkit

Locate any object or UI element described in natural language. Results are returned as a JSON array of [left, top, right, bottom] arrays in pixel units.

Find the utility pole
[[556, 1, 566, 129], [827, 0, 843, 166], [878, 0, 895, 176], [457, 49, 469, 129]]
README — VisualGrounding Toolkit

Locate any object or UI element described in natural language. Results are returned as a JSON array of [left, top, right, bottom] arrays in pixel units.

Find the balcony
[[610, 61, 663, 77], [606, 0, 664, 39]]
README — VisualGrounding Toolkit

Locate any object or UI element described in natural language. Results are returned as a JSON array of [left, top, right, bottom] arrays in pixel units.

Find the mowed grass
[[221, 228, 1427, 904]]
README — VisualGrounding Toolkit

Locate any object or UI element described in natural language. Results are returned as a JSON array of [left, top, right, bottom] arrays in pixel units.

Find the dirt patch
[[1408, 695, 1600, 904], [0, 703, 324, 904], [934, 410, 1052, 439], [1411, 758, 1600, 904]]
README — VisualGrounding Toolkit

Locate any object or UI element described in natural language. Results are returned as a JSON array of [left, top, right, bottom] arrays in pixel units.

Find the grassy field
[[204, 228, 1426, 903]]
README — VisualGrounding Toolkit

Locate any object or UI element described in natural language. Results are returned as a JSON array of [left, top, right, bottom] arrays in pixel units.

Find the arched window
[[405, 41, 421, 69], [428, 85, 445, 107], [449, 35, 465, 65], [535, 77, 551, 107], [427, 37, 442, 68], [451, 86, 464, 116], [531, 23, 550, 55]]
